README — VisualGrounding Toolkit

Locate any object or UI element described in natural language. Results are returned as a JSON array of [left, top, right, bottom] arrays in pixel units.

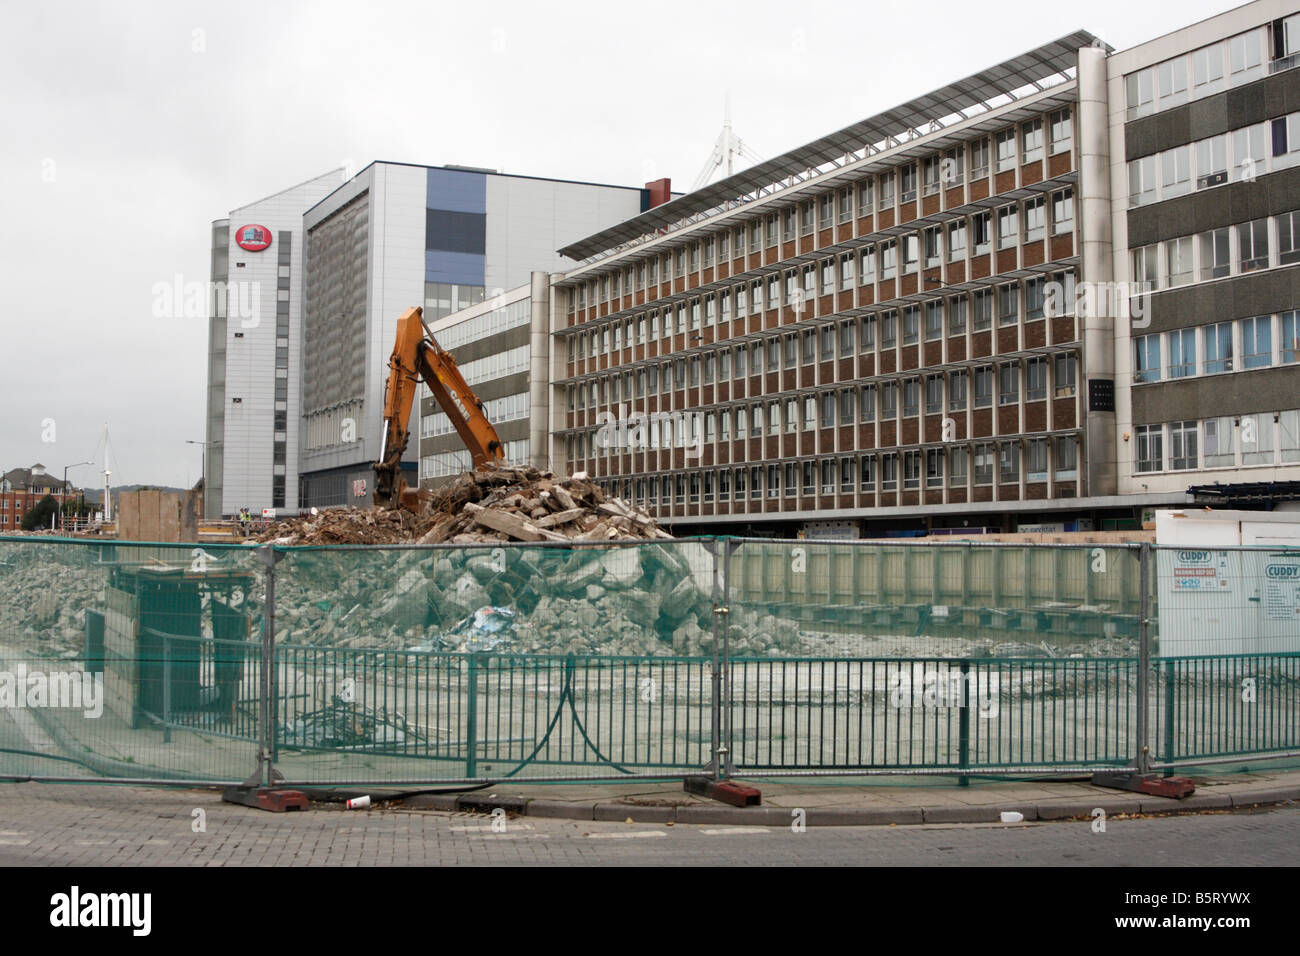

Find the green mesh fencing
[[0, 535, 1295, 786], [721, 540, 1144, 772], [0, 537, 264, 782], [268, 541, 718, 783]]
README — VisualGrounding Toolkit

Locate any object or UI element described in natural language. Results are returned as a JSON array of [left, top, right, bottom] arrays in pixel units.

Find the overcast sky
[[0, 0, 1239, 490]]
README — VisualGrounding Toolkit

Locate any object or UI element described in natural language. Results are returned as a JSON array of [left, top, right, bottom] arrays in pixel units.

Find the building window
[[1055, 436, 1078, 480], [998, 364, 1019, 404], [1052, 189, 1074, 236], [1242, 412, 1274, 465], [767, 464, 780, 498], [903, 451, 922, 490], [1136, 424, 1163, 473], [925, 375, 943, 414], [972, 212, 992, 255], [1021, 118, 1043, 163], [1240, 315, 1273, 368], [1166, 236, 1194, 286], [1199, 227, 1231, 279], [950, 446, 968, 485], [973, 444, 994, 485], [802, 461, 815, 495], [922, 156, 941, 196], [973, 289, 992, 331], [899, 163, 917, 203], [1204, 416, 1234, 467], [881, 453, 899, 492], [997, 283, 1018, 326], [997, 205, 1018, 249], [1026, 357, 1047, 401], [1167, 328, 1196, 378], [1238, 218, 1270, 272], [923, 226, 941, 268], [1169, 420, 1199, 470], [1026, 438, 1048, 482], [995, 128, 1017, 172], [1134, 335, 1161, 383], [1023, 197, 1045, 243], [902, 306, 919, 345], [949, 370, 967, 411], [948, 220, 967, 261], [949, 295, 967, 335], [999, 442, 1019, 483], [860, 455, 876, 491], [1277, 211, 1300, 265], [1282, 311, 1299, 363], [881, 382, 898, 418], [785, 462, 797, 496], [1204, 321, 1233, 373], [1049, 108, 1072, 155], [902, 379, 919, 417], [974, 366, 993, 408], [924, 300, 943, 341], [970, 138, 990, 179], [1128, 155, 1156, 207]]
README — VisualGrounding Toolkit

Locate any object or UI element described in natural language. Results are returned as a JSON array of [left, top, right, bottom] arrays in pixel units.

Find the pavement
[[347, 762, 1300, 826]]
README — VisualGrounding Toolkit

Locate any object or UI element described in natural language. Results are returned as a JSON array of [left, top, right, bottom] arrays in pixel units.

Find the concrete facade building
[[1109, 0, 1300, 507], [296, 163, 651, 508]]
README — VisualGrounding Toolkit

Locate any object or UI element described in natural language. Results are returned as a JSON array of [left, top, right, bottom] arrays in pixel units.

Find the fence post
[[466, 653, 479, 779], [1135, 542, 1152, 774], [957, 659, 970, 786], [161, 633, 172, 744], [254, 543, 280, 789], [707, 538, 723, 781]]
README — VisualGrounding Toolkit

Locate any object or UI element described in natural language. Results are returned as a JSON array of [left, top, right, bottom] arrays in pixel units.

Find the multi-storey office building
[[296, 162, 654, 509], [204, 169, 347, 519], [417, 276, 551, 481], [549, 32, 1155, 536], [1110, 1, 1300, 508]]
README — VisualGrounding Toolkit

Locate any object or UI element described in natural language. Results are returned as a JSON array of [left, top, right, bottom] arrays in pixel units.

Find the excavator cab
[[373, 307, 504, 511]]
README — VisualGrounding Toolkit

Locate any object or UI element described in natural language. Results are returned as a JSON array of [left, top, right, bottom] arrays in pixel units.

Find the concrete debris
[[256, 467, 673, 546]]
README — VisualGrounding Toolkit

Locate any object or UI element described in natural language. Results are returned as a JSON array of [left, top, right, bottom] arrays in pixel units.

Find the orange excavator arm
[[373, 306, 504, 510]]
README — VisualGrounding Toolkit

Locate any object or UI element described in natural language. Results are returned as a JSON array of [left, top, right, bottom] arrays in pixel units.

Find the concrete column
[[528, 271, 551, 471], [1077, 44, 1117, 497]]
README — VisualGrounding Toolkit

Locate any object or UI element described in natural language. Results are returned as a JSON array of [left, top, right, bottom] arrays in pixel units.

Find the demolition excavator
[[372, 306, 504, 511]]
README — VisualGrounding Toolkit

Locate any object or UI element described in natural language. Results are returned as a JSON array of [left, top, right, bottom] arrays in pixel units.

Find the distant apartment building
[[296, 162, 653, 508], [0, 464, 73, 531]]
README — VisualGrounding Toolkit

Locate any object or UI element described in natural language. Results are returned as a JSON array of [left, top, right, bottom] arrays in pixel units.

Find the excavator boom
[[373, 306, 504, 510]]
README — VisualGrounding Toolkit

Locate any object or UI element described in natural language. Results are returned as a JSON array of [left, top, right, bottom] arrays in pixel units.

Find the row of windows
[[1134, 410, 1300, 474], [422, 391, 530, 438], [435, 297, 530, 352], [1130, 210, 1300, 290], [567, 357, 1077, 457], [1127, 112, 1300, 207], [424, 283, 487, 322], [593, 436, 1080, 506], [1124, 18, 1297, 121], [570, 268, 1078, 365], [569, 109, 1074, 310], [456, 345, 530, 387], [570, 332, 1078, 413], [421, 439, 530, 480], [572, 191, 1074, 341], [1133, 312, 1300, 383]]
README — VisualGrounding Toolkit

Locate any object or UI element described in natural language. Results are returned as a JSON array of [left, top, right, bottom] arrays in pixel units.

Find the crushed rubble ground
[[256, 467, 673, 546]]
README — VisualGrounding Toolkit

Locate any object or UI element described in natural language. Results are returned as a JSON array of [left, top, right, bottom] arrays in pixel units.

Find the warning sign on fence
[[1171, 550, 1231, 592], [1263, 560, 1300, 621]]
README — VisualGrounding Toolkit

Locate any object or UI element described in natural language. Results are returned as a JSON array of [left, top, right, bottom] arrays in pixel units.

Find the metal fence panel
[[0, 537, 264, 783]]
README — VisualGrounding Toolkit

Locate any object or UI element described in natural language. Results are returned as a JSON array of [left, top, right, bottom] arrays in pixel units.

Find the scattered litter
[[1000, 811, 1025, 823], [346, 795, 371, 810]]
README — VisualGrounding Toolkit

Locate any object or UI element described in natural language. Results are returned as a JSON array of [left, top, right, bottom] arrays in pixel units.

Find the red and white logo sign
[[235, 224, 272, 252]]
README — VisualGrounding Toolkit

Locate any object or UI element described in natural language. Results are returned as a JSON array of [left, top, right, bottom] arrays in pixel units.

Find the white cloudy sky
[[0, 0, 1237, 490]]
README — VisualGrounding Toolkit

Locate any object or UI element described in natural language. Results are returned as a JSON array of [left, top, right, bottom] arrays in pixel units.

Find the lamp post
[[187, 441, 207, 519], [61, 461, 94, 532]]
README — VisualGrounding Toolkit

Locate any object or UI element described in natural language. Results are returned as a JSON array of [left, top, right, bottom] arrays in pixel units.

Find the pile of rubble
[[257, 467, 672, 546]]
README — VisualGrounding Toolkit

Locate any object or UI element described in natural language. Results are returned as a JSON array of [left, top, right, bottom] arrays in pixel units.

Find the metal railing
[[0, 535, 1296, 787]]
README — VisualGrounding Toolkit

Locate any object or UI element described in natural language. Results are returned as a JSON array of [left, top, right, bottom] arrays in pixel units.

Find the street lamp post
[[187, 441, 207, 519], [61, 461, 94, 532]]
